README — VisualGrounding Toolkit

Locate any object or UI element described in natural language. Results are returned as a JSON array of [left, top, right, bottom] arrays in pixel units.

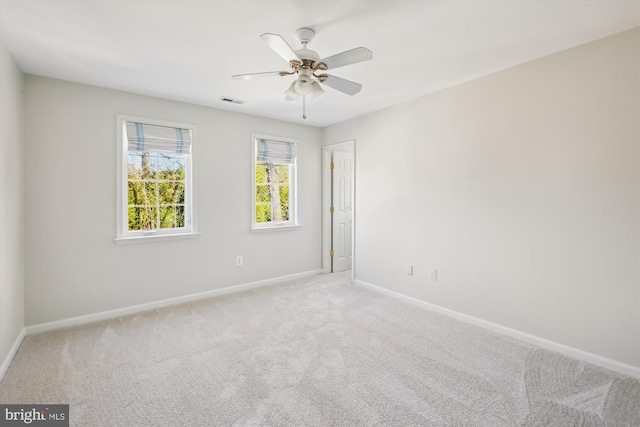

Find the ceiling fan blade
[[321, 74, 362, 96], [232, 71, 285, 80], [260, 33, 299, 63], [321, 47, 372, 70]]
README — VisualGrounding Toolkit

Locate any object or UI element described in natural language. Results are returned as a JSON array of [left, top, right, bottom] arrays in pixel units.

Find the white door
[[332, 151, 353, 272]]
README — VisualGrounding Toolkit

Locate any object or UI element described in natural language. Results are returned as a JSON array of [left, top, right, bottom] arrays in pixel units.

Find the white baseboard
[[0, 327, 26, 382], [354, 279, 640, 380], [26, 270, 322, 335]]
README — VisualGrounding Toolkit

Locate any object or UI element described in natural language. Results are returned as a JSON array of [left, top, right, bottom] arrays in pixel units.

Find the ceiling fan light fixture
[[309, 81, 325, 99], [294, 74, 313, 95], [285, 81, 300, 100]]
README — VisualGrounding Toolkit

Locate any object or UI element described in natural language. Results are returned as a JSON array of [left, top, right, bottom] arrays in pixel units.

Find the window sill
[[115, 232, 201, 245], [251, 224, 303, 233]]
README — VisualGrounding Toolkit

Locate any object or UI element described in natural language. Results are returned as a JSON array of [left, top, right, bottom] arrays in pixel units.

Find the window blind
[[256, 139, 297, 164], [126, 122, 192, 155]]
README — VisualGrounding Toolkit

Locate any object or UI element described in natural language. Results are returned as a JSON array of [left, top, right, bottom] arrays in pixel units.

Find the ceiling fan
[[232, 28, 373, 119]]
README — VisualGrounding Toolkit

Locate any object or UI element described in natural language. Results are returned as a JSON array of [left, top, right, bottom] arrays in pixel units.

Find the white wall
[[0, 40, 25, 365], [324, 29, 639, 367], [24, 76, 322, 325]]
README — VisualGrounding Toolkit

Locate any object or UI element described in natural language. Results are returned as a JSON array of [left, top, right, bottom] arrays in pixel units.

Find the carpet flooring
[[1, 272, 639, 426]]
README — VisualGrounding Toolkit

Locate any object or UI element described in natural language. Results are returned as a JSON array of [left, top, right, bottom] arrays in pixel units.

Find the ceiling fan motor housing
[[295, 48, 321, 63]]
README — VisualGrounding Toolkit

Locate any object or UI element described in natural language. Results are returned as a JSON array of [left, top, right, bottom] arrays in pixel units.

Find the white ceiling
[[1, 1, 638, 127]]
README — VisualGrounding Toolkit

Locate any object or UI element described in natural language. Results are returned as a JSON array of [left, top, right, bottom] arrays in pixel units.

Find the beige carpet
[[1, 272, 638, 426]]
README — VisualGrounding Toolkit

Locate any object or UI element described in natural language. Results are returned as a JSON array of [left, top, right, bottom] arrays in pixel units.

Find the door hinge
[[330, 206, 334, 213], [330, 162, 334, 170], [330, 250, 334, 257]]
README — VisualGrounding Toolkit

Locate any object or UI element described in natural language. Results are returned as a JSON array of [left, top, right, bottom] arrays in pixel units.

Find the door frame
[[322, 140, 355, 280]]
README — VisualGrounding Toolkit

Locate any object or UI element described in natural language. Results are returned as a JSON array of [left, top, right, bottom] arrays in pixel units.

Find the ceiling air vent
[[220, 97, 246, 105]]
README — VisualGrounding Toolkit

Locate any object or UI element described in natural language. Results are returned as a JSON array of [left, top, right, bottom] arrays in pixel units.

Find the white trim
[[115, 232, 201, 245], [354, 279, 640, 379], [250, 224, 303, 233], [0, 327, 26, 382], [26, 270, 322, 335], [322, 147, 331, 273]]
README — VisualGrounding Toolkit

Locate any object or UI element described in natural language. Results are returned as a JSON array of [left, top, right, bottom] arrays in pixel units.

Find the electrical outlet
[[236, 256, 243, 266], [406, 265, 413, 276]]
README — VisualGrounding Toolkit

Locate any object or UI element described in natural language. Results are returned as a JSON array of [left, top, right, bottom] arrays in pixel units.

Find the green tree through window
[[255, 163, 290, 223], [128, 152, 186, 231], [252, 136, 297, 229]]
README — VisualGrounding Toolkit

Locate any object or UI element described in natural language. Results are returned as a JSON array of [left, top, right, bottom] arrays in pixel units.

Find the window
[[252, 134, 298, 230], [116, 115, 196, 241]]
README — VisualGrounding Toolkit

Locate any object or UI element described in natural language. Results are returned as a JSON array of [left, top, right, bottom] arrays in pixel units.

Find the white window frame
[[251, 133, 299, 231], [115, 114, 198, 243]]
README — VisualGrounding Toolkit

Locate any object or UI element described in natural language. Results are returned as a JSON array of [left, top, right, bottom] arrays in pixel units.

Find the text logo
[[0, 405, 68, 426]]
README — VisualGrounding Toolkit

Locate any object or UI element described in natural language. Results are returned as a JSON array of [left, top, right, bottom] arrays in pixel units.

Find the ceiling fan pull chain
[[302, 95, 307, 120]]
